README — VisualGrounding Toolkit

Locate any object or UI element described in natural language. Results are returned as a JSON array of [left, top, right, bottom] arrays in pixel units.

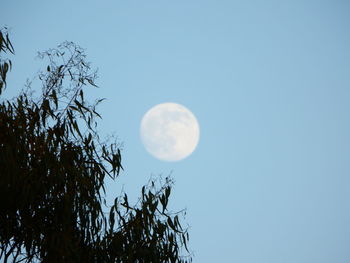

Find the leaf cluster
[[0, 27, 14, 94]]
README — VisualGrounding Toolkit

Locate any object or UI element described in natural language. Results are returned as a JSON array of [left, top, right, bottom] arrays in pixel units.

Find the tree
[[0, 30, 191, 263]]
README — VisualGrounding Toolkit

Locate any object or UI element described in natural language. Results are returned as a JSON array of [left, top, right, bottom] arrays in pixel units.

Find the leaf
[[51, 89, 58, 108], [69, 105, 79, 111], [167, 217, 176, 231], [4, 62, 8, 74], [165, 186, 171, 199], [6, 34, 14, 53], [86, 133, 92, 145], [74, 99, 89, 112], [72, 120, 82, 138]]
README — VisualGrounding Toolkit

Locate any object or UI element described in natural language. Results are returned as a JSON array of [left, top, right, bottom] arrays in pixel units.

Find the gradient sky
[[3, 0, 350, 262]]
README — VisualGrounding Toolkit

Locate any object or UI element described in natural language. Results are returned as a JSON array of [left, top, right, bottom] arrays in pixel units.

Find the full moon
[[140, 103, 200, 162]]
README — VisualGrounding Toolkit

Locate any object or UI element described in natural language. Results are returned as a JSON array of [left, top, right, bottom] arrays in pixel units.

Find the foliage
[[0, 27, 14, 94], [0, 31, 191, 263]]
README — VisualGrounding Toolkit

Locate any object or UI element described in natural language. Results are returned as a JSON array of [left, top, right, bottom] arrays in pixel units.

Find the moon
[[140, 103, 200, 162]]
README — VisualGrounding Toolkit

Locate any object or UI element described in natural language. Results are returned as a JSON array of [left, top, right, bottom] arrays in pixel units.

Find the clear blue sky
[[3, 0, 350, 262]]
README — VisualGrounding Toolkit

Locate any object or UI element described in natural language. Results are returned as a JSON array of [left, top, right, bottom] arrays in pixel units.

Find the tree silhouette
[[0, 30, 191, 263]]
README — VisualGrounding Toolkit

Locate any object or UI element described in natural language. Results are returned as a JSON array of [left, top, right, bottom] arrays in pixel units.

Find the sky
[[2, 0, 350, 262]]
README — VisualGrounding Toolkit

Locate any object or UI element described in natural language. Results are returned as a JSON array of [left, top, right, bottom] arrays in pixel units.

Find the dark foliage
[[0, 31, 191, 263], [0, 28, 14, 94]]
